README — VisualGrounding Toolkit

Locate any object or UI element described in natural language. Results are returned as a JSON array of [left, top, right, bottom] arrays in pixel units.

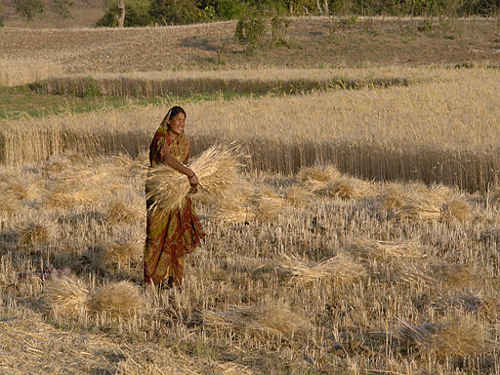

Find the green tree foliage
[[96, 0, 500, 28], [96, 0, 151, 27], [53, 0, 74, 21], [13, 0, 45, 24], [149, 0, 201, 25], [235, 6, 267, 54], [217, 0, 246, 19]]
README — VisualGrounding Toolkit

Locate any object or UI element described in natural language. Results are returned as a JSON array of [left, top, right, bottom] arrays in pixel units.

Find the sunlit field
[[1, 18, 500, 374]]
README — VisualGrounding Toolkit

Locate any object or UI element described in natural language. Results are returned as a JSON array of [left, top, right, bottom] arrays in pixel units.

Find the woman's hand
[[188, 172, 199, 188]]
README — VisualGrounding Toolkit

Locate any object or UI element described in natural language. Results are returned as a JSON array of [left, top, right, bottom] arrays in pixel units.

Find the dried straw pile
[[0, 192, 22, 216], [398, 263, 474, 289], [398, 317, 488, 358], [346, 239, 424, 262], [45, 276, 89, 318], [89, 281, 145, 318], [280, 253, 366, 284], [441, 198, 473, 222], [204, 302, 310, 336], [45, 277, 144, 320], [382, 183, 471, 222], [95, 242, 143, 268], [297, 165, 341, 184], [289, 165, 374, 204], [146, 145, 240, 217], [214, 181, 283, 223], [19, 220, 56, 246], [105, 195, 144, 225]]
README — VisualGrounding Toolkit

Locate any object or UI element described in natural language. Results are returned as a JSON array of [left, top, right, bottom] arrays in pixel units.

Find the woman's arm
[[164, 146, 199, 187]]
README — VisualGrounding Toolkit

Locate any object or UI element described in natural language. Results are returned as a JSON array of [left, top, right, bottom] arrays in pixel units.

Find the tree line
[[3, 0, 500, 27], [98, 0, 500, 28]]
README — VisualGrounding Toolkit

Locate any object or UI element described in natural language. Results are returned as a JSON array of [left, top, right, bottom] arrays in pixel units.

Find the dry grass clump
[[46, 184, 100, 208], [321, 177, 374, 200], [0, 192, 23, 216], [295, 166, 373, 200], [398, 316, 489, 358], [280, 253, 367, 284], [89, 281, 145, 318], [95, 242, 142, 268], [432, 292, 484, 313], [146, 145, 241, 217], [398, 263, 475, 289], [382, 183, 467, 222], [104, 195, 144, 225], [213, 180, 283, 223], [393, 197, 442, 221], [440, 198, 473, 223], [297, 165, 341, 184], [285, 185, 315, 206], [255, 196, 283, 221], [346, 239, 424, 262], [382, 183, 407, 210], [430, 263, 475, 289], [19, 220, 57, 246], [45, 276, 89, 318], [204, 302, 311, 336], [0, 176, 42, 202], [41, 151, 89, 175]]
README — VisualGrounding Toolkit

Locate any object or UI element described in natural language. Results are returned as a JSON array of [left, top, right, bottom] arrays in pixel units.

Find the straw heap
[[19, 219, 57, 246], [89, 281, 145, 318], [398, 317, 488, 358], [204, 302, 310, 336], [45, 276, 89, 318], [146, 145, 241, 217], [280, 253, 367, 283], [346, 239, 424, 262]]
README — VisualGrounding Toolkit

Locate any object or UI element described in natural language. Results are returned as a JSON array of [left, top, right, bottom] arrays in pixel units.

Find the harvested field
[[2, 16, 500, 375], [1, 156, 500, 373]]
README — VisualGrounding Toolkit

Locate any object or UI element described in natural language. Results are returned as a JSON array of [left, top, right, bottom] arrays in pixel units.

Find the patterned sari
[[144, 126, 205, 287]]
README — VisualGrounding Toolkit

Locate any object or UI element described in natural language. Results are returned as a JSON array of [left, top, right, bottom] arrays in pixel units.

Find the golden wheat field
[[1, 18, 500, 374]]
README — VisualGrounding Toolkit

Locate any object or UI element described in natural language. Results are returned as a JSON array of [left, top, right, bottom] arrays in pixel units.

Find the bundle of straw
[[346, 239, 424, 262], [398, 317, 488, 358], [440, 198, 473, 223], [89, 281, 144, 318], [146, 145, 241, 217], [19, 219, 57, 246], [45, 276, 89, 318], [280, 253, 367, 284], [204, 302, 310, 336]]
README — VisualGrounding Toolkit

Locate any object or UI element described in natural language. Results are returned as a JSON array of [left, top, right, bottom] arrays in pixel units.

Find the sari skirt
[[144, 196, 205, 287]]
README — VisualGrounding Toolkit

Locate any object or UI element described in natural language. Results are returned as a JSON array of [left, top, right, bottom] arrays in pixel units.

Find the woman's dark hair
[[160, 106, 186, 128]]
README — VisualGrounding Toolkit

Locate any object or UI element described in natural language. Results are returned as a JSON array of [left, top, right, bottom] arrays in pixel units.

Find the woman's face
[[168, 112, 186, 135]]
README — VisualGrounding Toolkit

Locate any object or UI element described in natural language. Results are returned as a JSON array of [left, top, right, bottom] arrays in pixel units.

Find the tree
[[96, 0, 151, 27], [13, 0, 45, 25], [0, 1, 4, 27], [53, 0, 74, 23], [116, 0, 125, 27], [149, 0, 201, 25]]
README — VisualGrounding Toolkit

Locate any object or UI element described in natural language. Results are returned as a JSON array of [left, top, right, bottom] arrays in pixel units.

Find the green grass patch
[[0, 86, 261, 120]]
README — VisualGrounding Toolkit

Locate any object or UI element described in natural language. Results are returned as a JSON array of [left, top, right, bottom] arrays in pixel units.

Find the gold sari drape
[[144, 127, 205, 287]]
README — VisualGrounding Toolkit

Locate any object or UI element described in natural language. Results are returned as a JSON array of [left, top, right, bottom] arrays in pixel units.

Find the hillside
[[1, 17, 500, 71]]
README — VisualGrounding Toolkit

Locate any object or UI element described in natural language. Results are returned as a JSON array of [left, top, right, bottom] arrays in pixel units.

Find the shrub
[[270, 11, 290, 46], [235, 7, 267, 54], [13, 0, 45, 24], [217, 0, 246, 20], [53, 0, 74, 22], [96, 0, 152, 27], [149, 0, 201, 25]]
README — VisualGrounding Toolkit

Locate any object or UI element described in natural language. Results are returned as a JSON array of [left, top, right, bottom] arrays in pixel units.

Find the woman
[[144, 106, 205, 289]]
